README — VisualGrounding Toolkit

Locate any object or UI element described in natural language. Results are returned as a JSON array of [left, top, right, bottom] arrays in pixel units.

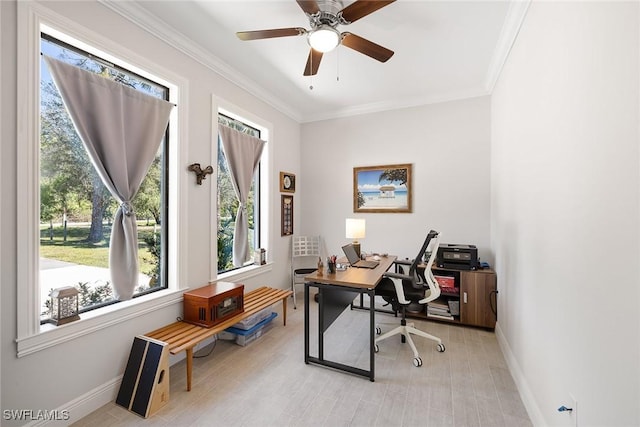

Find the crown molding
[[485, 0, 532, 93], [99, 0, 527, 124], [98, 0, 303, 122], [301, 88, 491, 123]]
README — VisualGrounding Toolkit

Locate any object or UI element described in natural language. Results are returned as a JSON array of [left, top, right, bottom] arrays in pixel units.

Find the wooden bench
[[144, 286, 292, 391]]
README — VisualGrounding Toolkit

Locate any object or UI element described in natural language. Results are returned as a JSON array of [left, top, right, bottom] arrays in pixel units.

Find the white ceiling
[[105, 1, 527, 123]]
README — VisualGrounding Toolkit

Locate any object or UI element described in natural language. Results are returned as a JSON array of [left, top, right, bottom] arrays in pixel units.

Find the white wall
[[300, 96, 492, 263], [491, 1, 640, 426], [1, 1, 301, 425]]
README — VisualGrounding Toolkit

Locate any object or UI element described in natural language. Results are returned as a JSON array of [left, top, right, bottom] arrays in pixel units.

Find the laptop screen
[[341, 243, 360, 265]]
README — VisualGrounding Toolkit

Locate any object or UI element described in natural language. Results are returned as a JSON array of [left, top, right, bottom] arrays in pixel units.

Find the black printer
[[436, 244, 479, 270]]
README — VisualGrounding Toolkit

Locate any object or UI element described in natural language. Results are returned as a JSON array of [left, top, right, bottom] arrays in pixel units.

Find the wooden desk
[[304, 256, 396, 381]]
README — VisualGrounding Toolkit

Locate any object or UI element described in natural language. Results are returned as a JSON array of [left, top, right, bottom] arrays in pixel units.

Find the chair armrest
[[383, 271, 412, 281], [394, 259, 412, 266]]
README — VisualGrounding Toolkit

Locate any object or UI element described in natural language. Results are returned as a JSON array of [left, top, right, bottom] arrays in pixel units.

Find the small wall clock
[[280, 171, 295, 193]]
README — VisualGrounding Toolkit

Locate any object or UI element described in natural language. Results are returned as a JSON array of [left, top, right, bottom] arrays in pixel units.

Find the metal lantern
[[49, 286, 80, 326]]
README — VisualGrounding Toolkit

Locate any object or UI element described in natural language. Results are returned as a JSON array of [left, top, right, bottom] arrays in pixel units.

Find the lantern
[[49, 286, 80, 325]]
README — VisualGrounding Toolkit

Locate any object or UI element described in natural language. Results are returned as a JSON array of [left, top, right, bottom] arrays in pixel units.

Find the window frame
[[216, 113, 262, 274], [16, 2, 188, 357], [213, 98, 273, 282], [39, 33, 171, 319]]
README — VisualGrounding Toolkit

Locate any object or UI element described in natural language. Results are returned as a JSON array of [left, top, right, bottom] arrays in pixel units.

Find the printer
[[436, 244, 479, 270]]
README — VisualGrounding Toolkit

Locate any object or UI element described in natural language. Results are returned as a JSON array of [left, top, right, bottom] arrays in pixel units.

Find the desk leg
[[318, 288, 324, 361], [368, 288, 375, 382], [186, 347, 193, 391], [304, 283, 310, 364]]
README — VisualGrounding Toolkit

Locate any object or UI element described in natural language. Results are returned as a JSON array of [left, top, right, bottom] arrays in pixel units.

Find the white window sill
[[216, 262, 273, 283], [16, 288, 184, 358]]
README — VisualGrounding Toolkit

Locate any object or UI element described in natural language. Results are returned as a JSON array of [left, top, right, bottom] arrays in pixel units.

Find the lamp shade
[[308, 25, 340, 53], [345, 218, 366, 240]]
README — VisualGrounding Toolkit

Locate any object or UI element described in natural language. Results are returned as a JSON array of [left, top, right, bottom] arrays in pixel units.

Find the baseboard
[[495, 321, 545, 426], [24, 336, 210, 426], [25, 376, 121, 427]]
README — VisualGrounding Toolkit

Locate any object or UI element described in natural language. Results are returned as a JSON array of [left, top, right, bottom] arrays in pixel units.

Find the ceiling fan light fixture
[[308, 25, 340, 52]]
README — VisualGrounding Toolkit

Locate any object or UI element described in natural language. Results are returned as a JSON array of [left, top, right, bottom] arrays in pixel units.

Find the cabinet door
[[460, 271, 497, 328]]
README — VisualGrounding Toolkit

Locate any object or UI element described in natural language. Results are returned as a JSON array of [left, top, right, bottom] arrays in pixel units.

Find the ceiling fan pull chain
[[309, 53, 314, 90], [336, 47, 340, 82]]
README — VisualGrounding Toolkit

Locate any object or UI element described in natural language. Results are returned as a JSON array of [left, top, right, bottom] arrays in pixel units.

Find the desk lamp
[[345, 218, 366, 258]]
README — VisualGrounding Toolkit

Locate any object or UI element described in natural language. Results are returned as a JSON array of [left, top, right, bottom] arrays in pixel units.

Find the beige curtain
[[218, 125, 266, 267], [44, 56, 174, 300]]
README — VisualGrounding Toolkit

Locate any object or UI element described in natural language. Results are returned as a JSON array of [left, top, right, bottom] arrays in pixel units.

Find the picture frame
[[280, 171, 296, 193], [353, 163, 412, 213], [281, 195, 294, 236]]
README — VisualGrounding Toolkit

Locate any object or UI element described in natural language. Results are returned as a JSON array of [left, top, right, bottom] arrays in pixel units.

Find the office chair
[[374, 230, 445, 367], [291, 235, 322, 309]]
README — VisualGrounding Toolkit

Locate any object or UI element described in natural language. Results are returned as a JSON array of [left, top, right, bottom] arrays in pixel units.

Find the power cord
[[193, 338, 217, 359], [175, 316, 217, 359], [489, 290, 499, 317]]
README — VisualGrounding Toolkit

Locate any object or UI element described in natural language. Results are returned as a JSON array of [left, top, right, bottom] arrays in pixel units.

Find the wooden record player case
[[183, 282, 244, 328]]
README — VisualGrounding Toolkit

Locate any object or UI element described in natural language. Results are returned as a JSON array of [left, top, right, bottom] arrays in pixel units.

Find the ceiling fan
[[236, 0, 396, 76]]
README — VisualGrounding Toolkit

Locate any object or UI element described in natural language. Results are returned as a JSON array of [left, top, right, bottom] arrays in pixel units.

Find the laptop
[[341, 243, 380, 269]]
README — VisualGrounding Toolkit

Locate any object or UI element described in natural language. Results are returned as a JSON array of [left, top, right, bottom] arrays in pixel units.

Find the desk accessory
[[345, 218, 366, 258], [327, 255, 337, 273]]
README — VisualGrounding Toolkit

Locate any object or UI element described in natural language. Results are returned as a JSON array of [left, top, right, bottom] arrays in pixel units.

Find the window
[[38, 34, 169, 321], [17, 3, 186, 357], [217, 113, 263, 273]]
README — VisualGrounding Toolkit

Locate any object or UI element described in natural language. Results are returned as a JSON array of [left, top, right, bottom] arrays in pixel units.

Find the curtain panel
[[44, 56, 174, 300], [218, 124, 266, 267]]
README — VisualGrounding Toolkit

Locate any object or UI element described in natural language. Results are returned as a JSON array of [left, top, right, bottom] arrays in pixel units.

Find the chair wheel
[[375, 327, 382, 335], [413, 357, 422, 367], [437, 343, 445, 352], [374, 344, 379, 353]]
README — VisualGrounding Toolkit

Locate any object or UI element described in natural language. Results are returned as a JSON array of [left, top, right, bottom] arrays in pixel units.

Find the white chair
[[291, 235, 322, 309], [374, 230, 445, 366]]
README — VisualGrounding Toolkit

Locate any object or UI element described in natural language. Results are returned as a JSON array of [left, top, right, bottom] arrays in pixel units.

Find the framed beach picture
[[353, 164, 412, 213]]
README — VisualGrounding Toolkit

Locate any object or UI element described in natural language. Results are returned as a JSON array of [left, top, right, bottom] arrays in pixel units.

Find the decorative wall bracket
[[187, 163, 214, 185]]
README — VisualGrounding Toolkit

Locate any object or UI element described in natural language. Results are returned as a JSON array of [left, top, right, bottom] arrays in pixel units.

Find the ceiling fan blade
[[340, 0, 396, 23], [303, 49, 323, 76], [341, 32, 394, 62], [237, 27, 306, 41], [296, 0, 320, 15]]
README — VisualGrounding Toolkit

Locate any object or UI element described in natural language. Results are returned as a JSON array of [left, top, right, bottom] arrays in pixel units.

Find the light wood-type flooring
[[73, 291, 532, 427]]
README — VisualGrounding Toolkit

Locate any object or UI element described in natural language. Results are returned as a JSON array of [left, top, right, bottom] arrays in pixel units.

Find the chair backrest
[[407, 230, 440, 290], [292, 235, 321, 259]]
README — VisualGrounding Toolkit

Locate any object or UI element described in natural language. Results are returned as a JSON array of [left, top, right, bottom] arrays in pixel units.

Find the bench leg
[[282, 297, 287, 326], [186, 347, 193, 391]]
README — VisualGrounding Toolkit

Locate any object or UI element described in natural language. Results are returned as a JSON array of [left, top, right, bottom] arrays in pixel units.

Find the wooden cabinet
[[352, 265, 498, 329], [459, 270, 497, 329], [412, 267, 497, 329]]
